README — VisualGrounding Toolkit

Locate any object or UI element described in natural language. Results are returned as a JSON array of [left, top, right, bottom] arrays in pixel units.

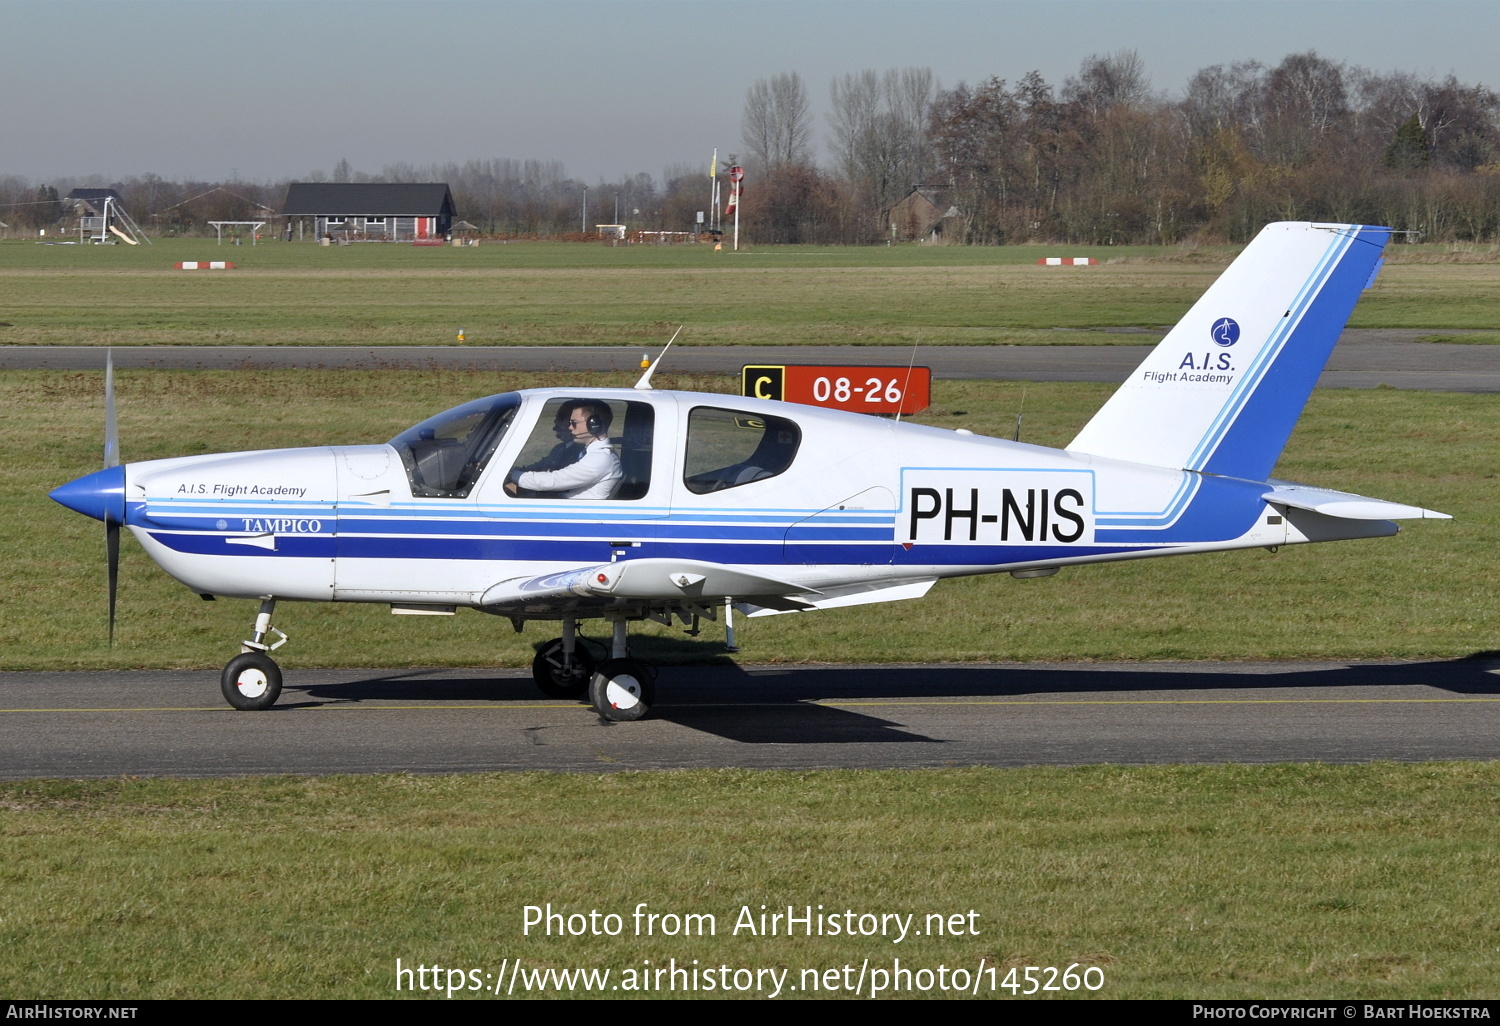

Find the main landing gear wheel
[[531, 638, 596, 699], [589, 659, 655, 721], [221, 652, 283, 711]]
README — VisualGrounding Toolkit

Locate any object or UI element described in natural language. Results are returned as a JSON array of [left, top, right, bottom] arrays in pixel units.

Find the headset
[[554, 400, 612, 441]]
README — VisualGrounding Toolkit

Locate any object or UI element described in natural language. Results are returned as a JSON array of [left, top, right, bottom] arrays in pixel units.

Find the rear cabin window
[[683, 407, 801, 494], [390, 392, 521, 498]]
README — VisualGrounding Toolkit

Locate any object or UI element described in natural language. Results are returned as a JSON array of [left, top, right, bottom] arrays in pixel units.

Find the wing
[[479, 558, 816, 615], [478, 557, 935, 618]]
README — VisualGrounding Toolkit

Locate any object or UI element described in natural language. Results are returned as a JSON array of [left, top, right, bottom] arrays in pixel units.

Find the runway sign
[[742, 364, 931, 415]]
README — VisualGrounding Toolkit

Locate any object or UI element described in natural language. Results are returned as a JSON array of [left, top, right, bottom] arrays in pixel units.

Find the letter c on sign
[[754, 375, 772, 399]]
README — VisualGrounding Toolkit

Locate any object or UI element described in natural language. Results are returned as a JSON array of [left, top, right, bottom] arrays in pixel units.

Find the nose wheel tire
[[589, 659, 655, 721], [221, 652, 283, 711], [531, 638, 596, 699]]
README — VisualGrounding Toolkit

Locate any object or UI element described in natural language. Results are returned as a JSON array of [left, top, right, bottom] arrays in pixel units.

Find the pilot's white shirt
[[516, 437, 623, 499]]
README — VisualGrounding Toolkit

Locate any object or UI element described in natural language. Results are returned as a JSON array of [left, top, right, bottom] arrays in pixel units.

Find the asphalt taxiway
[[3, 659, 1498, 778]]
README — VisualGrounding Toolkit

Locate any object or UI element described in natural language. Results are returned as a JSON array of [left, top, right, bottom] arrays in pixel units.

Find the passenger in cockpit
[[505, 401, 623, 499]]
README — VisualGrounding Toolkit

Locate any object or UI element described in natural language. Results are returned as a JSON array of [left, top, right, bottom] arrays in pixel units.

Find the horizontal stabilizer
[[1264, 482, 1450, 521]]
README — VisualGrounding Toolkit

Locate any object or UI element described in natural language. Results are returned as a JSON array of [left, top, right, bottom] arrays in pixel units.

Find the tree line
[[739, 52, 1500, 245], [3, 50, 1496, 245]]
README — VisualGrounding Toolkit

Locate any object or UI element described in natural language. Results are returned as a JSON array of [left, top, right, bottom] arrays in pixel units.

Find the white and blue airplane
[[50, 221, 1448, 720]]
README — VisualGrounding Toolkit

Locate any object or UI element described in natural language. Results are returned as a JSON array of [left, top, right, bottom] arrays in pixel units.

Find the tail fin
[[1067, 222, 1391, 481]]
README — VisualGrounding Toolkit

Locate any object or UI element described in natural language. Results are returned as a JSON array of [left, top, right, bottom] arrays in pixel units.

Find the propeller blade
[[106, 518, 119, 646], [104, 348, 119, 469], [105, 348, 120, 644]]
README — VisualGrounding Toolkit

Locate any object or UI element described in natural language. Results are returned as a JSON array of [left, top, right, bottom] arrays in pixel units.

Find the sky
[[2, 0, 1497, 187]]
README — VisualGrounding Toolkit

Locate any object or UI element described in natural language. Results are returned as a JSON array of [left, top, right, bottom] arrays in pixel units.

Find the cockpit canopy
[[389, 392, 521, 497], [388, 390, 806, 502]]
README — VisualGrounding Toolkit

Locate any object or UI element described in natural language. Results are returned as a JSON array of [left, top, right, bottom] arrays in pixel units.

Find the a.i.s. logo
[[1211, 317, 1240, 347], [1174, 316, 1242, 373]]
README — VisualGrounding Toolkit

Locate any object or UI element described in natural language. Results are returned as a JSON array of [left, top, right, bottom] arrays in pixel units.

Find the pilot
[[505, 401, 623, 499], [511, 401, 591, 479]]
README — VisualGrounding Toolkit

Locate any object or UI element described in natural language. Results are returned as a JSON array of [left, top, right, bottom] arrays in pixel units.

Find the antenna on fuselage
[[895, 333, 921, 425], [1013, 387, 1027, 442], [633, 325, 683, 390]]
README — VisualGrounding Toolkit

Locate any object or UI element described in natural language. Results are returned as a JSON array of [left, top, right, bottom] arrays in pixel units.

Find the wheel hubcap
[[606, 676, 642, 710], [236, 669, 269, 698]]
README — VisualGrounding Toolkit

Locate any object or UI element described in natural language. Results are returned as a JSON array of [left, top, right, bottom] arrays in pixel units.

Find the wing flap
[[606, 558, 815, 601], [741, 578, 937, 618]]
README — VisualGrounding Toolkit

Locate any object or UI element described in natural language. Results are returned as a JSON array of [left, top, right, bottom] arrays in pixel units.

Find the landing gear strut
[[532, 617, 595, 699], [220, 598, 286, 711], [589, 618, 654, 721]]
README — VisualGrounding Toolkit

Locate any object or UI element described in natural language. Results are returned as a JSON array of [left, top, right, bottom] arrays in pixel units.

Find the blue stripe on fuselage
[[142, 469, 1271, 565], [1095, 473, 1265, 544]]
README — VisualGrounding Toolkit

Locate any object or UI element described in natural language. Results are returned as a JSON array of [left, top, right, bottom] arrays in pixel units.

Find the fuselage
[[54, 386, 1391, 613]]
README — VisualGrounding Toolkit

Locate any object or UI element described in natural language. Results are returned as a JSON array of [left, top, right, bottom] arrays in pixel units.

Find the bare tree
[[829, 69, 882, 182], [1182, 60, 1266, 142], [930, 77, 1021, 241], [742, 72, 813, 170], [1259, 51, 1349, 165], [828, 67, 936, 234], [1064, 50, 1151, 119]]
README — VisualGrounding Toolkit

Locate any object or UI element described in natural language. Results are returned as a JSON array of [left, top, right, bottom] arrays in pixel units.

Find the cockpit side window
[[683, 407, 801, 494], [506, 398, 655, 500], [390, 392, 521, 498]]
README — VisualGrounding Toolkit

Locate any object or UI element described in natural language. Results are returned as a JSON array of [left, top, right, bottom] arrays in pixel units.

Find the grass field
[[5, 243, 1497, 1002], [3, 764, 1498, 999], [2, 238, 1498, 349], [3, 369, 1490, 671]]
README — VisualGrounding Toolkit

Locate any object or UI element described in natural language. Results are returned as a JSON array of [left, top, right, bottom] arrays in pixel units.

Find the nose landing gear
[[220, 598, 287, 711]]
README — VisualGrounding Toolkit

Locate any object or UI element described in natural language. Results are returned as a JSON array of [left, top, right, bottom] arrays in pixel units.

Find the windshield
[[390, 392, 521, 497]]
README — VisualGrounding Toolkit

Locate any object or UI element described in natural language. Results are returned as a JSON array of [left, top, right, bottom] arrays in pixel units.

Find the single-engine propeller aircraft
[[51, 221, 1448, 720]]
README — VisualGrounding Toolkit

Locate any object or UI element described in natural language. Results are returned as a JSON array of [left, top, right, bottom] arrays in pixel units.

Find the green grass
[[3, 235, 1195, 270], [3, 370, 1489, 671], [1, 238, 1495, 348], [2, 764, 1498, 998]]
